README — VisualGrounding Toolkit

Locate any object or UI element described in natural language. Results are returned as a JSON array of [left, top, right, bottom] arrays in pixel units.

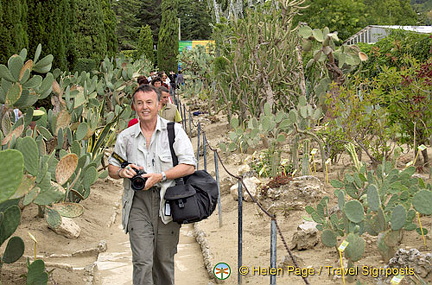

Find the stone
[[50, 217, 81, 239], [290, 221, 319, 250], [237, 164, 251, 176], [230, 177, 262, 202]]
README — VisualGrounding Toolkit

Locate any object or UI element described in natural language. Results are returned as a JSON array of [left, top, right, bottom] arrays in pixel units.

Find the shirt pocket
[[158, 151, 173, 171]]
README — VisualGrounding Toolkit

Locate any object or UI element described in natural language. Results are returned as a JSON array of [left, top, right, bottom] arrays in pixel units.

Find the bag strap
[[167, 122, 179, 166], [167, 122, 184, 185]]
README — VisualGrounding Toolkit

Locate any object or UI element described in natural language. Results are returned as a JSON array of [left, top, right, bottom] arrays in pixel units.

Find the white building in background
[[344, 25, 432, 45]]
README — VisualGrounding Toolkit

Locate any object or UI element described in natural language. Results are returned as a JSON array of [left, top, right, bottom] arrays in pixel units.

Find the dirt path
[[93, 190, 211, 285]]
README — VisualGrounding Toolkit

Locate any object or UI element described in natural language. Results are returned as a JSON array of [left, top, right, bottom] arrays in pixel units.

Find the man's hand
[[142, 173, 163, 190]]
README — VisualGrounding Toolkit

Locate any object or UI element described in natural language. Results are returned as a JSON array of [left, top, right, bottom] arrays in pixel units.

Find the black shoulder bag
[[164, 122, 219, 224]]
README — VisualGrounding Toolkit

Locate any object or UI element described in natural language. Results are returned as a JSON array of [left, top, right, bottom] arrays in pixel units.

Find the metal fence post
[[270, 219, 277, 285], [215, 151, 222, 227], [188, 111, 192, 138], [238, 180, 243, 285], [196, 122, 201, 170], [203, 133, 207, 171]]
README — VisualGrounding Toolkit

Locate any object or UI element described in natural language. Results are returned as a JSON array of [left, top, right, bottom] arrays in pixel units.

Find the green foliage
[[26, 259, 49, 284], [113, 0, 143, 50], [0, 150, 24, 203], [157, 0, 179, 72], [74, 58, 97, 74], [178, 45, 215, 112], [358, 30, 432, 79], [310, 161, 432, 263], [101, 0, 118, 58], [26, 0, 76, 71], [178, 0, 213, 40], [213, 1, 304, 121], [137, 25, 155, 63], [248, 149, 294, 178], [220, 97, 325, 176], [0, 0, 28, 64], [299, 25, 367, 105], [295, 0, 367, 41], [74, 0, 107, 61]]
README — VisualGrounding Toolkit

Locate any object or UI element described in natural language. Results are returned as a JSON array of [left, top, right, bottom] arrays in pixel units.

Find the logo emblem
[[213, 262, 231, 280]]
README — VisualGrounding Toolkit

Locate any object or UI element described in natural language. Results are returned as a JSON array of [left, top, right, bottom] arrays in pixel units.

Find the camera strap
[[111, 152, 130, 168]]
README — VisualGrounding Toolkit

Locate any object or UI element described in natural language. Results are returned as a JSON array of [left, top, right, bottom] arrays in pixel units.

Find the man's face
[[132, 90, 159, 123], [160, 91, 170, 106], [153, 81, 162, 87]]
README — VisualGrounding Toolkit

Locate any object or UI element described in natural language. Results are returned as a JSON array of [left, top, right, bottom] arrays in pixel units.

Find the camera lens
[[131, 176, 146, 191], [129, 168, 147, 191]]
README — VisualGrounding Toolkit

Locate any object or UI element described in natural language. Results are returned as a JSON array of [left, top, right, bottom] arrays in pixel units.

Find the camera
[[130, 168, 148, 191]]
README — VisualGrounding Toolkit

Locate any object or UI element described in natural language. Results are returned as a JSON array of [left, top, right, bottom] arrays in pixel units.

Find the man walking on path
[[108, 84, 196, 285]]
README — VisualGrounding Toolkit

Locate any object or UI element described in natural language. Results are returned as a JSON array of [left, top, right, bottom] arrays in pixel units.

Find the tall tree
[[74, 0, 107, 60], [178, 0, 213, 40], [157, 0, 179, 72], [364, 0, 418, 25], [295, 0, 367, 40], [137, 0, 162, 44], [137, 25, 155, 62], [0, 0, 28, 63], [101, 0, 118, 58], [112, 0, 141, 50]]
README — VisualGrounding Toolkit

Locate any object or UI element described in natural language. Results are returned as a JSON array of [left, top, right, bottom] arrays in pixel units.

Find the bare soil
[[1, 114, 432, 285]]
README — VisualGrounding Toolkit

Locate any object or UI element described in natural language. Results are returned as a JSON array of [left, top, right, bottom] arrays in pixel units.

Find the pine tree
[[179, 0, 213, 40], [101, 0, 118, 58], [0, 0, 28, 63], [26, 0, 76, 70], [137, 25, 155, 63], [74, 0, 107, 62], [157, 0, 179, 72], [137, 0, 162, 44], [112, 0, 142, 50]]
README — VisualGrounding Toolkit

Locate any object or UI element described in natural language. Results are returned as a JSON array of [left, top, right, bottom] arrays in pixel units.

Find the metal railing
[[175, 99, 310, 285]]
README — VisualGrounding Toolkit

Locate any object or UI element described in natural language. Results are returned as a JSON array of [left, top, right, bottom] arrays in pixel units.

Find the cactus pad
[[27, 259, 49, 284], [17, 136, 39, 176], [412, 190, 432, 215], [321, 229, 337, 247], [344, 200, 364, 223], [366, 184, 380, 212], [45, 207, 61, 229], [55, 153, 78, 185], [390, 205, 406, 231], [51, 202, 84, 218], [0, 205, 21, 246], [345, 233, 365, 262], [1, 124, 24, 145], [2, 236, 24, 263], [0, 149, 24, 203]]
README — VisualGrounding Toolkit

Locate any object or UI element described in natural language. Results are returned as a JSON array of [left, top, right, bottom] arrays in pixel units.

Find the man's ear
[[131, 102, 136, 111]]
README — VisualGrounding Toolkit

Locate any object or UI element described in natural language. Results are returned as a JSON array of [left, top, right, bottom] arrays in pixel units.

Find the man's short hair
[[132, 84, 160, 102], [158, 86, 170, 95]]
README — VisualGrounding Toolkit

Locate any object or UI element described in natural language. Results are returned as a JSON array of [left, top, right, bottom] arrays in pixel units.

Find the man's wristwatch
[[161, 172, 167, 182]]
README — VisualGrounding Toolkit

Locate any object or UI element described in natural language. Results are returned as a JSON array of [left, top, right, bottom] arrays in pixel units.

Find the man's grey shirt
[[109, 116, 196, 231]]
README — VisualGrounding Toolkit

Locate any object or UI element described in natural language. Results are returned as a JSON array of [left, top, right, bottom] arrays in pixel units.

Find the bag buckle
[[178, 199, 185, 209]]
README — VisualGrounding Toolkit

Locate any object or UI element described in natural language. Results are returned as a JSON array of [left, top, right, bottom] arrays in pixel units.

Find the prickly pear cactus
[[27, 259, 49, 284], [55, 153, 78, 185], [345, 232, 365, 262], [2, 236, 24, 263], [16, 136, 40, 176], [321, 229, 337, 247], [51, 203, 84, 218], [0, 205, 21, 246], [412, 190, 432, 215], [344, 200, 364, 223], [0, 149, 24, 203]]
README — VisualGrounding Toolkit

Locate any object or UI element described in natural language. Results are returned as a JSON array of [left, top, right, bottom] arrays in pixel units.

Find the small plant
[[308, 160, 432, 264]]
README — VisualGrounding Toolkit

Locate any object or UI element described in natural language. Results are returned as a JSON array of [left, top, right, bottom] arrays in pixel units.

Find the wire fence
[[176, 97, 310, 285]]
